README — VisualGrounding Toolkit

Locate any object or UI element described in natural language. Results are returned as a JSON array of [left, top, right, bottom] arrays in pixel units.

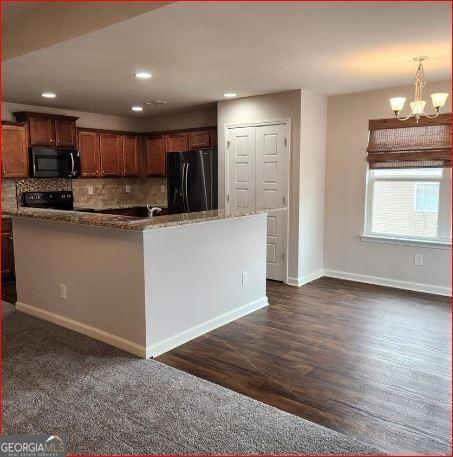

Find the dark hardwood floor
[[158, 278, 452, 455]]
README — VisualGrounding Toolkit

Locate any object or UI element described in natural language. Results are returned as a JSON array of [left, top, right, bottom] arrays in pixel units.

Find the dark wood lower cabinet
[[1, 219, 15, 282]]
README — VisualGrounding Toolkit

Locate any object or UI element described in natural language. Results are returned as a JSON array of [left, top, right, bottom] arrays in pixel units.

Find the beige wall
[[217, 91, 302, 280], [2, 101, 147, 132], [217, 90, 328, 283], [325, 80, 451, 291], [144, 108, 217, 132], [299, 91, 327, 279]]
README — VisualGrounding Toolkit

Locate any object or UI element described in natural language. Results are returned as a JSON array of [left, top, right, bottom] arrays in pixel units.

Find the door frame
[[224, 118, 291, 284]]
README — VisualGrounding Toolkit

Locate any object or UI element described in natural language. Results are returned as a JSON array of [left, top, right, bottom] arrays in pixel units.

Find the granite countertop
[[72, 203, 166, 211], [5, 207, 287, 231]]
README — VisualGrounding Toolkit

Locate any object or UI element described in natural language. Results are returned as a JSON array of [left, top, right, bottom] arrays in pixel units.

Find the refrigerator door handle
[[184, 162, 190, 212], [181, 162, 187, 212]]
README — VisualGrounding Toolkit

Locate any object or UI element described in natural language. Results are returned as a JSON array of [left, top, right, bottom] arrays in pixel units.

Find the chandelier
[[389, 56, 448, 122]]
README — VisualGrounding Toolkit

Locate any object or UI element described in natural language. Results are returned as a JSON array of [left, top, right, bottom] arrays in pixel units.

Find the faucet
[[146, 205, 162, 217]]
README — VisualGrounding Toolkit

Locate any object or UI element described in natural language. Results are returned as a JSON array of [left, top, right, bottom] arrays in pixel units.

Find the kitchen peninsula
[[9, 207, 282, 358]]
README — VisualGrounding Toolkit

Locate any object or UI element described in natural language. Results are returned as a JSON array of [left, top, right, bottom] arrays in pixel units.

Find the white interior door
[[227, 127, 256, 210], [226, 122, 288, 282], [255, 124, 288, 281]]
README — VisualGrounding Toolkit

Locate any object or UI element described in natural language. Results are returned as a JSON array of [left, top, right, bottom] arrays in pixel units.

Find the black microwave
[[30, 147, 81, 178]]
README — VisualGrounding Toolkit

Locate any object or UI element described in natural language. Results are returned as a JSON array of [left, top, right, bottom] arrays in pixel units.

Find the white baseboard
[[286, 270, 325, 287], [15, 302, 147, 358], [323, 269, 452, 297], [146, 297, 269, 358]]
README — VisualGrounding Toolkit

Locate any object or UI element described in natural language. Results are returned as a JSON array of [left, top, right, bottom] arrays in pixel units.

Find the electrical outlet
[[59, 283, 67, 300], [241, 272, 248, 286], [160, 185, 165, 193], [125, 185, 131, 193], [87, 186, 94, 195], [414, 254, 423, 266]]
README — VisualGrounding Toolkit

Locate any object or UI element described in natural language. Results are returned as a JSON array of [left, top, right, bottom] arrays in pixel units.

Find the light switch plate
[[414, 254, 423, 266], [125, 185, 131, 193], [87, 186, 94, 196], [160, 185, 165, 193]]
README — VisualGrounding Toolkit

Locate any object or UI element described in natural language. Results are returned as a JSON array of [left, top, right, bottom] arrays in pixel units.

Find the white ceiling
[[2, 1, 451, 118]]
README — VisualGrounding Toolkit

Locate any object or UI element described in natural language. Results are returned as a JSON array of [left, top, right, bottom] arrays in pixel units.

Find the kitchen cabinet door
[[28, 116, 55, 146], [99, 133, 122, 177], [2, 123, 28, 178], [55, 119, 76, 147], [122, 135, 139, 176], [166, 132, 189, 153], [1, 219, 15, 281], [189, 130, 210, 149], [78, 131, 100, 177], [147, 136, 166, 176]]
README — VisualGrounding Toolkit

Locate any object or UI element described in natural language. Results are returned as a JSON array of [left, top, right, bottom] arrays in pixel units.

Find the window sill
[[360, 235, 452, 250]]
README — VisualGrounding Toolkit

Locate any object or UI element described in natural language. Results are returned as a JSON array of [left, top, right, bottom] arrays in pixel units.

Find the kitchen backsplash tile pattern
[[2, 177, 167, 212], [72, 177, 167, 209], [2, 180, 18, 212]]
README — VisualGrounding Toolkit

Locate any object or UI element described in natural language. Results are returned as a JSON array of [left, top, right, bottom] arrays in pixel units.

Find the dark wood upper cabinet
[[146, 135, 166, 176], [190, 130, 210, 149], [99, 133, 122, 177], [210, 128, 218, 147], [122, 135, 139, 177], [14, 112, 78, 147], [2, 122, 28, 178], [55, 119, 76, 147], [166, 132, 189, 153], [1, 218, 15, 282], [28, 116, 55, 146], [78, 130, 100, 178]]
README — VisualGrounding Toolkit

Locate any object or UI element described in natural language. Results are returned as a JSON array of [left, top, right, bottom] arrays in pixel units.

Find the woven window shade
[[367, 114, 452, 169]]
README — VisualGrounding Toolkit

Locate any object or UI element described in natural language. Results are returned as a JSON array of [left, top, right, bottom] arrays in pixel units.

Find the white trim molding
[[286, 270, 325, 287], [16, 302, 147, 358], [323, 269, 452, 297], [146, 297, 268, 358], [360, 234, 452, 250]]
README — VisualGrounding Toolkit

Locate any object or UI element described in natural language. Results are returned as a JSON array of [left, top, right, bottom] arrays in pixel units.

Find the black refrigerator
[[167, 149, 218, 213]]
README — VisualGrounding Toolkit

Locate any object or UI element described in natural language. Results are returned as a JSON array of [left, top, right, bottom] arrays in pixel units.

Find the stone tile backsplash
[[2, 177, 167, 212], [72, 177, 167, 209], [2, 180, 18, 213]]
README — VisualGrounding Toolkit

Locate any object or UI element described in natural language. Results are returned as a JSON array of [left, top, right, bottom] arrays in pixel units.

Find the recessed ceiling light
[[131, 106, 143, 112], [224, 93, 237, 98], [133, 72, 152, 79], [42, 92, 56, 98], [144, 100, 168, 106]]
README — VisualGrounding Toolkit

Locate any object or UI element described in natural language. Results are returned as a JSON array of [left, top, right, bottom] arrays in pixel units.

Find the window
[[364, 168, 451, 243], [415, 183, 439, 213]]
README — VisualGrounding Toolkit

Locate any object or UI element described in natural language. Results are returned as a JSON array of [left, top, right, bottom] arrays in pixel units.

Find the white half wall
[[143, 215, 268, 356], [13, 218, 147, 351], [325, 80, 452, 293]]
